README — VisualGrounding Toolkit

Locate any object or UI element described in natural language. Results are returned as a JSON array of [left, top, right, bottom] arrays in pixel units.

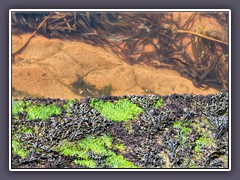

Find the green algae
[[33, 125, 39, 134], [191, 118, 214, 133], [173, 121, 192, 136], [77, 135, 112, 155], [190, 132, 217, 168], [57, 135, 137, 168], [187, 162, 199, 168], [190, 118, 216, 153], [12, 101, 26, 119], [194, 135, 215, 153], [90, 99, 143, 122], [59, 141, 88, 159], [153, 98, 164, 108], [173, 120, 192, 144], [63, 99, 75, 110], [63, 99, 75, 117], [18, 125, 33, 134], [27, 104, 61, 120], [173, 118, 216, 146], [12, 140, 29, 158], [12, 100, 62, 120], [104, 152, 137, 168], [172, 116, 218, 168], [114, 143, 125, 153], [74, 159, 96, 168], [185, 118, 216, 167]]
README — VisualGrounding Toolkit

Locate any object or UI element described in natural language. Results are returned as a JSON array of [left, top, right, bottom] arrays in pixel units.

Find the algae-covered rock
[[11, 93, 229, 169]]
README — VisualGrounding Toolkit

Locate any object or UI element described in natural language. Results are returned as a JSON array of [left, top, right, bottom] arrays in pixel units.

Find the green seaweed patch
[[114, 143, 125, 153], [12, 140, 29, 158], [188, 118, 217, 167], [191, 118, 213, 133], [194, 135, 215, 153], [12, 101, 62, 121], [188, 118, 216, 153], [187, 162, 199, 168], [12, 101, 26, 119], [153, 98, 164, 108], [33, 125, 39, 134], [59, 141, 88, 159], [63, 99, 75, 110], [57, 135, 137, 168], [27, 104, 61, 120], [105, 152, 137, 168], [173, 121, 192, 143], [190, 133, 216, 167], [74, 159, 96, 168], [77, 135, 112, 155], [169, 116, 220, 168], [90, 99, 143, 122], [18, 125, 33, 134]]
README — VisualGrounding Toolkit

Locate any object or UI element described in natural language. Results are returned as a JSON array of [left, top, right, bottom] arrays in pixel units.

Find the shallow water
[[12, 34, 221, 99], [11, 12, 229, 100]]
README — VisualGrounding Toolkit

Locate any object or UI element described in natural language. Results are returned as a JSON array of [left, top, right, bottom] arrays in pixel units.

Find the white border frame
[[9, 9, 231, 171]]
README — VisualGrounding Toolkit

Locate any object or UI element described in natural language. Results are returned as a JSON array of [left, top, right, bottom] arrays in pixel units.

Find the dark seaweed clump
[[11, 93, 228, 169]]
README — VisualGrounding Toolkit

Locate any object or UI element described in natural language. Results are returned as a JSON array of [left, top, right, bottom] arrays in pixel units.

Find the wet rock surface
[[11, 93, 228, 169], [12, 34, 219, 100]]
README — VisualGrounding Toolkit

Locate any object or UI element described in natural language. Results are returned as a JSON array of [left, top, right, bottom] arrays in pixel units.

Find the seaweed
[[27, 104, 61, 120], [56, 135, 136, 168], [90, 98, 143, 122], [11, 93, 228, 168]]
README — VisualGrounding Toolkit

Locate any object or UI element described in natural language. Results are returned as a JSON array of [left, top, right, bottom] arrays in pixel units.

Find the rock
[[12, 34, 219, 100]]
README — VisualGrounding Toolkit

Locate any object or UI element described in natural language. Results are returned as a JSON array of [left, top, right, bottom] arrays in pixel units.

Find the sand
[[12, 33, 219, 99]]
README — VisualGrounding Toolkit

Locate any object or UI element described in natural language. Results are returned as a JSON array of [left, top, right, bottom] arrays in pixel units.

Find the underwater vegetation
[[12, 100, 61, 120], [71, 75, 113, 97], [27, 104, 61, 120], [12, 100, 26, 118], [90, 98, 143, 122], [11, 93, 228, 168], [12, 140, 29, 158], [57, 135, 136, 168]]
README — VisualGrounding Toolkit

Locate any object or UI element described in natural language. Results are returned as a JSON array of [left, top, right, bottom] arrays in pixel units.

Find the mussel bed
[[11, 93, 229, 169]]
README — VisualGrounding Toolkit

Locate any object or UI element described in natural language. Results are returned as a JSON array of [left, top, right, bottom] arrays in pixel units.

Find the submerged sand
[[12, 34, 219, 99]]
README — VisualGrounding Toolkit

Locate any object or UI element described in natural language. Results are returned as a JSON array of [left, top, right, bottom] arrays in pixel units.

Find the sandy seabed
[[12, 34, 219, 100]]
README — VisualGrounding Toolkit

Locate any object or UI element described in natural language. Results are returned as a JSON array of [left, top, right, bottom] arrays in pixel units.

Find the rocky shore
[[11, 93, 229, 169]]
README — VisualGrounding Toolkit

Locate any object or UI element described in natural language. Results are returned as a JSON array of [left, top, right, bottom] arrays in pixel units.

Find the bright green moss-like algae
[[12, 100, 62, 162], [11, 93, 228, 168], [56, 135, 137, 168], [12, 100, 61, 120], [172, 117, 218, 168], [12, 140, 29, 158], [90, 98, 144, 122]]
